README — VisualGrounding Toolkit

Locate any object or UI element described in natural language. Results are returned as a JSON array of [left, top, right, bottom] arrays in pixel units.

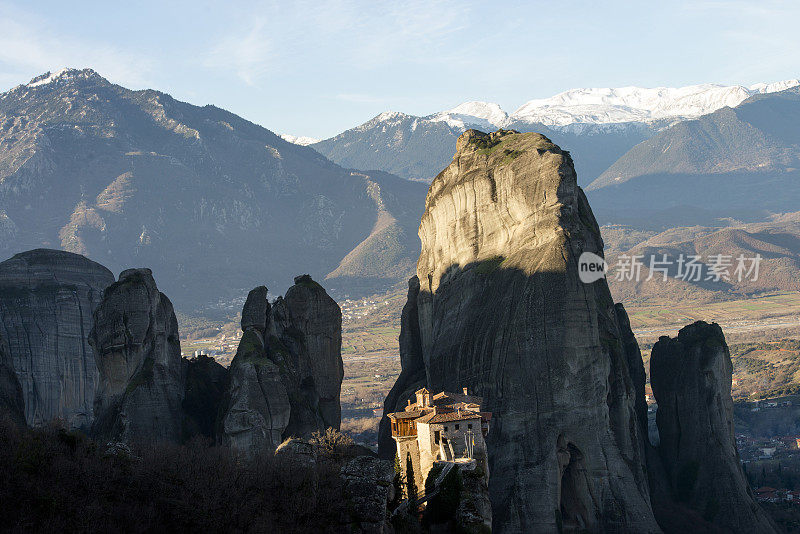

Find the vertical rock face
[[90, 268, 184, 444], [378, 276, 427, 457], [223, 286, 292, 453], [382, 130, 659, 532], [282, 275, 344, 431], [615, 303, 649, 435], [454, 466, 493, 533], [0, 249, 114, 429], [182, 354, 228, 440], [0, 336, 25, 427], [222, 275, 343, 456], [650, 322, 777, 533], [340, 455, 395, 534]]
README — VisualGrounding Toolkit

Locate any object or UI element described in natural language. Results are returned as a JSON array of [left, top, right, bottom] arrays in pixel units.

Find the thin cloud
[[330, 0, 474, 68], [203, 17, 272, 86], [200, 0, 476, 85], [0, 3, 154, 90]]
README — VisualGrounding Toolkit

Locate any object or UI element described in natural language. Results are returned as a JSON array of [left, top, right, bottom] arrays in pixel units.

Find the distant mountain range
[[2, 69, 798, 312], [0, 69, 427, 312], [588, 86, 800, 225], [308, 80, 799, 184]]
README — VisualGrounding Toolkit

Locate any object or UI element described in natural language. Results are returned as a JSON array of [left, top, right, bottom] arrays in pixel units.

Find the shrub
[[310, 427, 354, 456], [0, 418, 353, 532]]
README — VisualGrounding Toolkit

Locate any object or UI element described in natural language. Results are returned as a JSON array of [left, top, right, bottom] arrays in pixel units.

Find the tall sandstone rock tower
[[90, 268, 185, 444], [381, 130, 660, 532], [650, 322, 776, 533], [221, 275, 344, 457], [0, 249, 114, 429]]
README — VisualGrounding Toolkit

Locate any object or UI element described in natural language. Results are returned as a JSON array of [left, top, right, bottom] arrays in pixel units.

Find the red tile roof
[[433, 391, 483, 406], [388, 388, 491, 427], [388, 410, 424, 420], [415, 412, 437, 424], [428, 411, 484, 424]]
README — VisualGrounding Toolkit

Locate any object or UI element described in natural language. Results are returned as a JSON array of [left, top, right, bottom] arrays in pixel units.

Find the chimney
[[463, 387, 468, 395]]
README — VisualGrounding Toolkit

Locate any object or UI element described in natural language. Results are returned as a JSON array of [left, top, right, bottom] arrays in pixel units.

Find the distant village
[[339, 295, 390, 322], [181, 331, 242, 366]]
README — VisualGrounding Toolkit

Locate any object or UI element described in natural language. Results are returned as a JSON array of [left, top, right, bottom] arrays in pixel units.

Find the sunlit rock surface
[[382, 130, 659, 532]]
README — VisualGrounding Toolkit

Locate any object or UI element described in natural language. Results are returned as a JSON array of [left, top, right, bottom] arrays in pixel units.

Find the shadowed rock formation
[[0, 249, 114, 429], [378, 276, 426, 457], [0, 336, 24, 427], [381, 130, 659, 532], [616, 303, 649, 435], [650, 321, 777, 533], [222, 275, 343, 456], [340, 455, 395, 533], [279, 275, 344, 431], [222, 285, 292, 454], [182, 354, 227, 440], [90, 268, 184, 444]]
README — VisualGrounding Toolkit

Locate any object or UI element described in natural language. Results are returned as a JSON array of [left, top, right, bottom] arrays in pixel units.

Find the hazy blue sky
[[1, 1, 799, 138]]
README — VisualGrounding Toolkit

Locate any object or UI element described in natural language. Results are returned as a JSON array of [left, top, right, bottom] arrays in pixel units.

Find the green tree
[[406, 452, 418, 510], [391, 451, 403, 508]]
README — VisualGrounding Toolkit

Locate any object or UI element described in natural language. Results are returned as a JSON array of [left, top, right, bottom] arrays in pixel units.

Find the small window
[[455, 424, 460, 430], [444, 426, 448, 432], [468, 424, 473, 430], [434, 430, 440, 444]]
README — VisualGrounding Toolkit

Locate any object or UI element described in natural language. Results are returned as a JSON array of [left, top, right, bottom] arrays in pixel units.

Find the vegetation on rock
[[0, 418, 365, 533]]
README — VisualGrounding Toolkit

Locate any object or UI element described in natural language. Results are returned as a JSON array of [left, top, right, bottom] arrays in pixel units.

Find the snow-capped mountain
[[587, 86, 800, 227], [312, 79, 800, 183], [0, 68, 428, 308], [280, 133, 320, 146], [508, 80, 800, 128], [26, 68, 75, 87], [428, 101, 509, 130], [0, 68, 91, 99], [422, 80, 800, 131]]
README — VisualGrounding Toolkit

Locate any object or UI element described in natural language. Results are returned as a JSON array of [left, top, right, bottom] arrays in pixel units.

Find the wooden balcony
[[391, 418, 417, 437]]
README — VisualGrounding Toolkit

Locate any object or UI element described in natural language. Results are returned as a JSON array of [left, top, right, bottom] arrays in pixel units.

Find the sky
[[1, 0, 799, 139]]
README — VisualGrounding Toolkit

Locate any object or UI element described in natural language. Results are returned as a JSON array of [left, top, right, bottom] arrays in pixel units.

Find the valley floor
[[176, 287, 800, 449]]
